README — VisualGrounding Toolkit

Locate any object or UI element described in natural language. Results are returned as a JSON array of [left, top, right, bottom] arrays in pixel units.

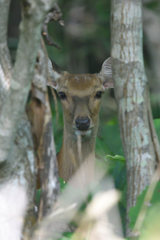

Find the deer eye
[[95, 91, 103, 99], [59, 92, 67, 100]]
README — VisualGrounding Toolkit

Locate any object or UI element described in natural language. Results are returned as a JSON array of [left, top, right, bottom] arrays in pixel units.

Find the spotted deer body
[[48, 58, 113, 185]]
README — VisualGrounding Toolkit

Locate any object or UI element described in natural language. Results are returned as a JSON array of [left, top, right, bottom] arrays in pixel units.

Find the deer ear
[[99, 57, 113, 89], [47, 59, 63, 89]]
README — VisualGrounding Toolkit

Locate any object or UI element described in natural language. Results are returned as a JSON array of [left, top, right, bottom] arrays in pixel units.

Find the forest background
[[6, 0, 160, 238]]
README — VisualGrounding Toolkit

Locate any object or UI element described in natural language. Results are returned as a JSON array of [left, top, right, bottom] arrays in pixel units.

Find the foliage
[[154, 118, 160, 142], [47, 95, 160, 239], [59, 177, 67, 192], [128, 181, 160, 240], [47, 0, 111, 74], [59, 232, 73, 240], [36, 189, 41, 205], [145, 1, 160, 12], [129, 181, 160, 230], [106, 155, 125, 163]]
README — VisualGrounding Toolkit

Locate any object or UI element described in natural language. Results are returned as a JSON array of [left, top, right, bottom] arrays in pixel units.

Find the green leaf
[[59, 232, 73, 240], [36, 189, 41, 204], [101, 124, 123, 156], [139, 203, 160, 240], [105, 154, 126, 191], [106, 155, 125, 162], [129, 181, 160, 230], [59, 177, 67, 192], [154, 118, 160, 142], [96, 137, 112, 158]]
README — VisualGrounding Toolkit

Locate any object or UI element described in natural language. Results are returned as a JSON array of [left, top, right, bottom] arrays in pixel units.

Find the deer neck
[[57, 122, 98, 183]]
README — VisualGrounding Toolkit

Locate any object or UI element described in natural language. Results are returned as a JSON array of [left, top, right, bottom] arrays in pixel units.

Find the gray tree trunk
[[111, 0, 160, 236], [0, 1, 58, 239]]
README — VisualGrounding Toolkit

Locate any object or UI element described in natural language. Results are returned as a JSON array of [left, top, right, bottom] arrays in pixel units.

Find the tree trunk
[[0, 1, 58, 239], [111, 0, 159, 236]]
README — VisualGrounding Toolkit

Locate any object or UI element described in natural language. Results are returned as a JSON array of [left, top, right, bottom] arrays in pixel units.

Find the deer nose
[[75, 117, 90, 131]]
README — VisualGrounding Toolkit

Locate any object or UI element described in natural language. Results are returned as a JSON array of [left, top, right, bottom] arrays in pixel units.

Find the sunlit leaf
[[106, 155, 125, 162]]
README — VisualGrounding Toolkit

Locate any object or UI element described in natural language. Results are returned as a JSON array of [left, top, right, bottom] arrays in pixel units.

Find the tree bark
[[0, 1, 58, 239], [0, 0, 12, 111], [0, 0, 55, 163], [27, 46, 60, 221], [111, 0, 159, 236]]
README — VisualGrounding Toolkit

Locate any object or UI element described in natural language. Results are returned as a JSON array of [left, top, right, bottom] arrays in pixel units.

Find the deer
[[48, 58, 113, 186]]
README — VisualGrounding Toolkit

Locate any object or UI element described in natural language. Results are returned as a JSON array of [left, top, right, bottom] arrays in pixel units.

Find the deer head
[[48, 58, 113, 138], [47, 58, 113, 182]]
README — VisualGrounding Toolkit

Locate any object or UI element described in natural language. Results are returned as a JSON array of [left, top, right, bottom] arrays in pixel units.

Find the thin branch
[[42, 3, 64, 49], [146, 86, 160, 163]]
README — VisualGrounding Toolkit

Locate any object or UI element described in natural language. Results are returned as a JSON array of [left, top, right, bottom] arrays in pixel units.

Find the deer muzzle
[[75, 117, 90, 131]]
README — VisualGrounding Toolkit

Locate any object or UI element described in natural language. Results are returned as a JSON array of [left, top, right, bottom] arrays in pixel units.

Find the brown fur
[[48, 58, 113, 184]]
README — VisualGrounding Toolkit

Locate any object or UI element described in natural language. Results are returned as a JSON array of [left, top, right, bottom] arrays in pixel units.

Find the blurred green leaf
[[106, 155, 125, 163], [129, 181, 160, 230], [36, 189, 41, 204], [140, 203, 160, 240], [101, 124, 123, 156], [59, 232, 73, 240], [105, 155, 126, 188], [59, 177, 67, 192], [154, 118, 160, 142], [105, 118, 118, 126], [96, 137, 112, 159], [145, 1, 160, 11]]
